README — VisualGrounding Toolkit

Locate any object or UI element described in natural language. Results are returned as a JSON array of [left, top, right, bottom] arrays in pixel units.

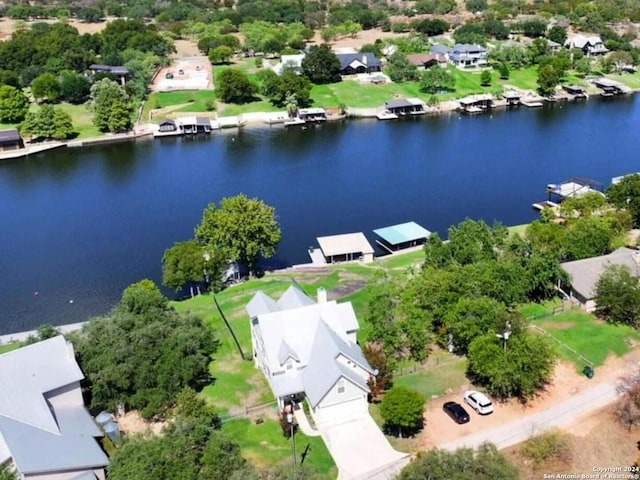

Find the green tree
[[467, 331, 557, 400], [209, 45, 234, 64], [59, 71, 91, 104], [537, 63, 560, 96], [73, 280, 217, 419], [301, 44, 342, 84], [0, 465, 17, 480], [563, 216, 615, 261], [398, 443, 519, 480], [195, 194, 281, 276], [548, 26, 567, 45], [90, 78, 133, 132], [444, 296, 507, 354], [20, 105, 74, 140], [595, 264, 640, 327], [216, 68, 258, 104], [420, 67, 455, 94], [52, 107, 74, 139], [162, 239, 228, 295], [0, 85, 29, 123], [466, 0, 488, 11], [267, 70, 311, 108], [608, 174, 640, 227], [31, 73, 61, 103], [362, 341, 394, 399], [387, 52, 420, 82], [498, 62, 510, 79], [379, 386, 425, 437], [480, 69, 492, 86]]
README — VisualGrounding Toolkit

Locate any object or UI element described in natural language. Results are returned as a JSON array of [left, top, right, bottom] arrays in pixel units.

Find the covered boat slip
[[312, 232, 375, 264], [373, 221, 432, 253]]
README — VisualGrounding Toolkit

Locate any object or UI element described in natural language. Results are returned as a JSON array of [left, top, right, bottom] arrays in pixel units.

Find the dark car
[[443, 401, 470, 424]]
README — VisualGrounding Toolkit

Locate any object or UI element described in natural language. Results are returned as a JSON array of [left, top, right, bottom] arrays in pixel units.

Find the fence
[[219, 400, 278, 423]]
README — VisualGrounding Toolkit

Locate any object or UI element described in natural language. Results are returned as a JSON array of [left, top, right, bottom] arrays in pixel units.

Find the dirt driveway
[[419, 351, 640, 450], [152, 56, 213, 92]]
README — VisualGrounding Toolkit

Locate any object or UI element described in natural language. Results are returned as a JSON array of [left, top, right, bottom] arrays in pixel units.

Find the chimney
[[317, 287, 327, 304]]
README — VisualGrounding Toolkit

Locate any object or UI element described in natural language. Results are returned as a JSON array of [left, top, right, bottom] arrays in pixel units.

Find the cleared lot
[[152, 56, 212, 92]]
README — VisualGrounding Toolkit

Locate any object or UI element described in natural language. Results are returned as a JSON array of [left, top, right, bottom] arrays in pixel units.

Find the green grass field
[[223, 418, 336, 478], [608, 71, 640, 89], [0, 343, 21, 355], [529, 307, 640, 369], [142, 90, 216, 121]]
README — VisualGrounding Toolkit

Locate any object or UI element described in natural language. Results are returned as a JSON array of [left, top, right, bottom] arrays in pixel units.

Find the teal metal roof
[[373, 221, 431, 245]]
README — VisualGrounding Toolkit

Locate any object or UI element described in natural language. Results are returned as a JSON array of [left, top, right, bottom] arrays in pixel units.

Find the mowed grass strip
[[530, 308, 640, 369], [223, 418, 337, 478]]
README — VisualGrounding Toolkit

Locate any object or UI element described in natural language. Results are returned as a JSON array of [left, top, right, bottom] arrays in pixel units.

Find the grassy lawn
[[392, 351, 468, 399], [219, 99, 281, 116], [223, 418, 336, 478], [529, 308, 640, 369], [508, 223, 530, 237], [378, 249, 425, 270], [326, 80, 408, 108], [310, 84, 341, 109], [142, 90, 216, 121], [608, 71, 640, 89], [0, 343, 21, 355]]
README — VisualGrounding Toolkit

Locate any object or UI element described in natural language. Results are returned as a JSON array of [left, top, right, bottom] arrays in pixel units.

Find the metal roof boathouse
[[311, 232, 375, 264], [373, 221, 432, 253]]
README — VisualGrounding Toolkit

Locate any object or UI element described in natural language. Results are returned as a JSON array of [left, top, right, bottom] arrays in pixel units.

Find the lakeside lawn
[[608, 71, 640, 89], [0, 343, 21, 355], [141, 90, 216, 121], [520, 302, 640, 370]]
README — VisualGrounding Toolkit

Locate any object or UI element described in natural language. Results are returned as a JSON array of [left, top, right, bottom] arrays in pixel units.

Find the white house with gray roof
[[561, 247, 640, 311], [0, 336, 108, 479], [246, 285, 374, 425]]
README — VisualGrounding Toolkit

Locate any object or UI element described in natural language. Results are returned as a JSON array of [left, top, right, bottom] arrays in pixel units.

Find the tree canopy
[[216, 68, 258, 104], [379, 386, 425, 437], [301, 44, 342, 84], [20, 105, 74, 141], [607, 174, 640, 227], [0, 85, 29, 123], [195, 194, 281, 275], [72, 280, 217, 419], [90, 78, 133, 132], [398, 443, 519, 480], [595, 264, 640, 327]]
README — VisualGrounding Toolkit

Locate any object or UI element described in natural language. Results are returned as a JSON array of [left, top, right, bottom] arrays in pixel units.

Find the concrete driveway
[[439, 382, 619, 451], [318, 414, 409, 480]]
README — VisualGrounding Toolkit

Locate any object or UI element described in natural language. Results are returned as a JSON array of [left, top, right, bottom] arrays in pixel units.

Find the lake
[[1, 95, 639, 334]]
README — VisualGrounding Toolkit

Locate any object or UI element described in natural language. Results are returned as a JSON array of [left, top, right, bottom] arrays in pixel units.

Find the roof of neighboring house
[[561, 247, 640, 301], [247, 286, 371, 402], [0, 336, 109, 475], [317, 232, 374, 258], [565, 35, 603, 49], [89, 64, 129, 75], [373, 221, 431, 246], [336, 53, 381, 70], [0, 128, 21, 143], [407, 53, 446, 66], [451, 43, 487, 53], [430, 44, 451, 55]]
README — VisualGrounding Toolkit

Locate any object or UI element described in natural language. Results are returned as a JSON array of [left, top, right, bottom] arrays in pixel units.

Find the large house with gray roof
[[246, 285, 375, 425], [449, 44, 488, 67], [335, 53, 382, 75], [561, 247, 640, 311], [0, 336, 109, 479]]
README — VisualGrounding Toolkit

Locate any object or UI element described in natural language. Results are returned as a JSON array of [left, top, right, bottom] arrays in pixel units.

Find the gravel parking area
[[152, 56, 213, 92]]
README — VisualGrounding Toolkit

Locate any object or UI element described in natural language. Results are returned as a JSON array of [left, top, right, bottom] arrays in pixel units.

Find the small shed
[[459, 94, 493, 113], [0, 129, 24, 151], [299, 108, 327, 122], [158, 119, 178, 133], [316, 232, 374, 263], [373, 221, 431, 253]]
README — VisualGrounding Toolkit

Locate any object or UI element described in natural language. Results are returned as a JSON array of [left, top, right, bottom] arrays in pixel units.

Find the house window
[[337, 380, 345, 394]]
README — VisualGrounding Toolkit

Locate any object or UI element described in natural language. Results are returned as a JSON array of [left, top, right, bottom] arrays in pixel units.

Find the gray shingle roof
[[0, 336, 109, 474], [561, 247, 640, 300], [0, 128, 21, 143], [336, 53, 381, 70]]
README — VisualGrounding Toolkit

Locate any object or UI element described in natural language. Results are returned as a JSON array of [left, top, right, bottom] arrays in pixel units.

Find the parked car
[[463, 390, 494, 415], [443, 401, 470, 424]]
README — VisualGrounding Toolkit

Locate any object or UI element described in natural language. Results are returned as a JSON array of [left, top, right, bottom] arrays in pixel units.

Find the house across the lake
[[88, 64, 130, 85], [336, 53, 382, 75], [564, 35, 608, 56], [407, 53, 447, 70], [561, 247, 640, 311], [449, 44, 488, 68], [246, 285, 375, 424], [0, 336, 109, 479], [0, 129, 24, 151]]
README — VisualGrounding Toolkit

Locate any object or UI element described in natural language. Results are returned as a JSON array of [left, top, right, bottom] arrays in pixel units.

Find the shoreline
[[1, 86, 637, 161]]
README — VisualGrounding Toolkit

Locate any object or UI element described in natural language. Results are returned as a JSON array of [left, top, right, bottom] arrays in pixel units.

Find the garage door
[[316, 397, 367, 425]]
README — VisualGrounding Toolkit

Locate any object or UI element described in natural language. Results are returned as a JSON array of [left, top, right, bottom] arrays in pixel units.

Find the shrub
[[520, 430, 570, 469]]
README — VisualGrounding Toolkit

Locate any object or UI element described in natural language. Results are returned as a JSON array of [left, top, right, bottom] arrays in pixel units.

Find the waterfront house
[[177, 116, 212, 134], [0, 129, 24, 151], [335, 53, 382, 75], [547, 39, 562, 53], [88, 64, 130, 85], [430, 44, 451, 58], [561, 248, 640, 311], [449, 44, 488, 68], [0, 336, 109, 479], [246, 285, 375, 424], [373, 221, 431, 252], [407, 53, 447, 70], [564, 35, 608, 56]]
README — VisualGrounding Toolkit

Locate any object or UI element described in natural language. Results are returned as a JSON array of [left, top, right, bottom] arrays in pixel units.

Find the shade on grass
[[223, 418, 337, 478], [392, 356, 468, 399], [142, 90, 215, 120]]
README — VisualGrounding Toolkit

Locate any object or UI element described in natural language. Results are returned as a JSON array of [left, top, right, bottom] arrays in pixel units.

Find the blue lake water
[[1, 95, 639, 333]]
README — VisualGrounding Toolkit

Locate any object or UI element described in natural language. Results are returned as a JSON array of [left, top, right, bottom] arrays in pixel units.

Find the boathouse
[[373, 221, 431, 253], [313, 233, 374, 264], [178, 116, 212, 134], [0, 128, 24, 151], [158, 119, 179, 133], [459, 94, 493, 113], [546, 177, 603, 202], [503, 90, 521, 106], [562, 85, 587, 98], [384, 98, 426, 116], [298, 108, 328, 122], [592, 78, 626, 96]]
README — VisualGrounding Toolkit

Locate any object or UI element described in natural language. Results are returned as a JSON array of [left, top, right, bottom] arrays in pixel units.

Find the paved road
[[440, 382, 619, 451]]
